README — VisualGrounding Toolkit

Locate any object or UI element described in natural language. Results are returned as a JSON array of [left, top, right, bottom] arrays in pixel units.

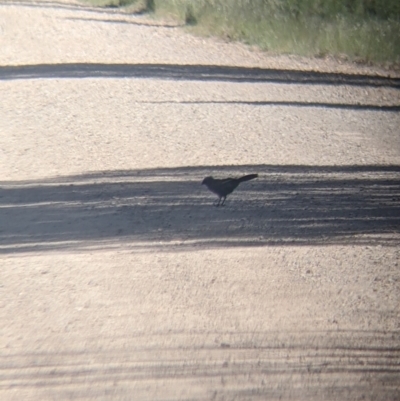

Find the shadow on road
[[1, 164, 399, 253], [1, 63, 399, 89], [136, 100, 400, 112], [3, 330, 400, 399], [0, 0, 149, 16], [63, 16, 183, 28]]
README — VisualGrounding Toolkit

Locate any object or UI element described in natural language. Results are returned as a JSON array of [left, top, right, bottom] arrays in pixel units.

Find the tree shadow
[[1, 63, 399, 88], [3, 330, 400, 399], [2, 0, 143, 15], [63, 16, 183, 28], [1, 164, 399, 253], [137, 100, 400, 112]]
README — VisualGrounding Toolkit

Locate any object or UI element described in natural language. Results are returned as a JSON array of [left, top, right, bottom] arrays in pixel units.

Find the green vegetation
[[83, 0, 400, 66]]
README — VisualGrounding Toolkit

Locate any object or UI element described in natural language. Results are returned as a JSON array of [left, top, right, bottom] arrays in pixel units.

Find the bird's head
[[202, 176, 213, 185]]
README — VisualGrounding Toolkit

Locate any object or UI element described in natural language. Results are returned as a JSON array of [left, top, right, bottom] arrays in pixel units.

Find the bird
[[202, 174, 258, 206]]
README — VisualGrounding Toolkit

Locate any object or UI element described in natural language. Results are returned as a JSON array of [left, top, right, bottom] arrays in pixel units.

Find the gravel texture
[[1, 1, 400, 400]]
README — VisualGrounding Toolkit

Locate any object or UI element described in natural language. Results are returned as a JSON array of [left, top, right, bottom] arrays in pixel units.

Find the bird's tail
[[238, 174, 258, 183]]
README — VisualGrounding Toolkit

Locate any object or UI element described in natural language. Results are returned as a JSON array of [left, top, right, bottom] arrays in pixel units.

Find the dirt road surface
[[1, 1, 400, 400]]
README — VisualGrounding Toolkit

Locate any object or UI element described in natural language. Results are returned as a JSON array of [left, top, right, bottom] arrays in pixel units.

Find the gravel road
[[1, 1, 400, 400]]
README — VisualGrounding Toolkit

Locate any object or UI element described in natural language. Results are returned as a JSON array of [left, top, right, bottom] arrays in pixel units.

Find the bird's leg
[[220, 196, 226, 206], [214, 197, 221, 207]]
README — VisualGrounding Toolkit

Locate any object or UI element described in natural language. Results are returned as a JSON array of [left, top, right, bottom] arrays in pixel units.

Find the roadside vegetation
[[84, 0, 400, 66]]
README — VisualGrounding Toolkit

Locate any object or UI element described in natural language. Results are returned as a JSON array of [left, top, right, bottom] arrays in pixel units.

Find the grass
[[82, 0, 400, 66]]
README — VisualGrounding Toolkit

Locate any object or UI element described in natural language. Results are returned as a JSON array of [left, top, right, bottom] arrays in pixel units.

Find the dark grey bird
[[202, 174, 258, 206]]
